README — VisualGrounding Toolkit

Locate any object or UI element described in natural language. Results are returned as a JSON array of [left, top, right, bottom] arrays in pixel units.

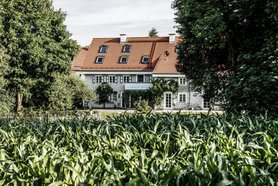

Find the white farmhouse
[[71, 34, 209, 110]]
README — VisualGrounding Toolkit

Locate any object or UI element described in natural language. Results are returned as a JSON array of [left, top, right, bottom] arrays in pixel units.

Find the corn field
[[0, 113, 277, 185]]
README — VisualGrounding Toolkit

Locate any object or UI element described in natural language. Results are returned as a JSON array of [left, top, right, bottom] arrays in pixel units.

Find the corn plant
[[0, 113, 277, 185]]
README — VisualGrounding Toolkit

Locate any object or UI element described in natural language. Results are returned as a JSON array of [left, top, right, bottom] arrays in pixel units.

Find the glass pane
[[138, 75, 143, 82]]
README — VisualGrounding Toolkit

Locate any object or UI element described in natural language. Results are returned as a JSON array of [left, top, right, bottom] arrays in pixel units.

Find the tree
[[0, 47, 15, 115], [173, 0, 278, 116], [148, 79, 178, 106], [0, 0, 79, 112], [46, 74, 96, 111], [96, 83, 115, 108], [148, 28, 159, 37]]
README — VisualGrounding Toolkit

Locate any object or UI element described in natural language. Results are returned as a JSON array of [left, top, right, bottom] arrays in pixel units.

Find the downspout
[[188, 79, 191, 109]]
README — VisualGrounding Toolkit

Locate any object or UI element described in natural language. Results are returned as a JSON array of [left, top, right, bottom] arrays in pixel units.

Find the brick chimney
[[120, 34, 127, 44]]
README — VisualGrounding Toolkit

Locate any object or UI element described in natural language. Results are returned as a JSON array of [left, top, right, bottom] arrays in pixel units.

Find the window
[[96, 75, 102, 83], [137, 75, 144, 82], [96, 56, 104, 64], [175, 44, 180, 53], [141, 56, 150, 64], [122, 45, 131, 53], [123, 75, 131, 83], [109, 76, 117, 83], [179, 94, 186, 103], [203, 97, 210, 109], [179, 78, 186, 85], [109, 93, 117, 101], [99, 45, 108, 53], [120, 56, 128, 64]]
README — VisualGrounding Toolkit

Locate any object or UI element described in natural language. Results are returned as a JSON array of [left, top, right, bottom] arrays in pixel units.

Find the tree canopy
[[173, 0, 278, 116], [149, 28, 159, 37], [96, 83, 115, 108], [0, 47, 15, 115], [0, 0, 81, 111]]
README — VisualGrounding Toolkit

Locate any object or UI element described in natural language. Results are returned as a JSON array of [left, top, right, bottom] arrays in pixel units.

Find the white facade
[[75, 71, 206, 110]]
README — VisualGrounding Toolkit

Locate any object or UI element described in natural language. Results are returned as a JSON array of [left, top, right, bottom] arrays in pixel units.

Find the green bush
[[134, 100, 152, 113]]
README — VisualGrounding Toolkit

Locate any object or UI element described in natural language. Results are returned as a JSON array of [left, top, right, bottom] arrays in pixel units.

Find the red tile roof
[[72, 36, 182, 74], [71, 47, 88, 71]]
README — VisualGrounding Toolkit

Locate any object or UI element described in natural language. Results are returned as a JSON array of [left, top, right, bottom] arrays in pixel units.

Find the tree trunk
[[17, 91, 23, 112]]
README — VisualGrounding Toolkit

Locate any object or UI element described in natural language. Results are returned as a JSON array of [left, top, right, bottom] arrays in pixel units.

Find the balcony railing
[[124, 82, 153, 91]]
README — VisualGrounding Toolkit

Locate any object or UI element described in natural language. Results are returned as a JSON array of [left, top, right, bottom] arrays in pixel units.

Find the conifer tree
[[149, 28, 159, 37]]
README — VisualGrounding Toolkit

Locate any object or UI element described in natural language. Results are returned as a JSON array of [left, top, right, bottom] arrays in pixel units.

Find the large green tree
[[0, 0, 79, 111], [0, 47, 15, 115], [96, 83, 115, 108], [46, 74, 96, 111], [173, 0, 278, 116]]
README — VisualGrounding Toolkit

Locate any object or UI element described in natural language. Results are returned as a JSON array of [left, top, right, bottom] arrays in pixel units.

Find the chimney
[[169, 33, 175, 44], [120, 34, 127, 44]]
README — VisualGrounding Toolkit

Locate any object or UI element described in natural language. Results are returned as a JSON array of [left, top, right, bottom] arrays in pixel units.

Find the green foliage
[[148, 27, 158, 37], [134, 100, 152, 113], [0, 0, 79, 111], [0, 113, 277, 184], [0, 47, 15, 114], [46, 74, 96, 111], [148, 78, 178, 105], [173, 0, 278, 116], [96, 82, 115, 108], [123, 90, 149, 107]]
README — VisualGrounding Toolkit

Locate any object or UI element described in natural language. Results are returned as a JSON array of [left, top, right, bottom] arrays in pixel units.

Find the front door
[[164, 92, 172, 110]]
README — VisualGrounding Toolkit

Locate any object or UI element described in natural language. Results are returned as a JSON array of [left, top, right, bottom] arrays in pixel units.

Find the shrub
[[134, 100, 152, 113]]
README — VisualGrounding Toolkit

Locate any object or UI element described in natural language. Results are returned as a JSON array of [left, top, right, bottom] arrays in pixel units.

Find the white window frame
[[179, 78, 186, 85], [96, 56, 104, 64], [123, 75, 130, 83], [120, 56, 128, 64], [108, 93, 117, 101], [99, 45, 108, 53], [178, 93, 186, 103], [109, 76, 117, 83], [141, 56, 150, 64], [96, 75, 102, 83]]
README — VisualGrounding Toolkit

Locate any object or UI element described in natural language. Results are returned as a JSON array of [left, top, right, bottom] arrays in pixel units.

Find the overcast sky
[[52, 0, 177, 46]]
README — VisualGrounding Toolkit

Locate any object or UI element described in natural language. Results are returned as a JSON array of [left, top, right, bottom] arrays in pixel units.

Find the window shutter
[[120, 76, 123, 83], [129, 76, 132, 82], [115, 76, 118, 83], [106, 76, 109, 83], [101, 76, 104, 83], [92, 76, 95, 83]]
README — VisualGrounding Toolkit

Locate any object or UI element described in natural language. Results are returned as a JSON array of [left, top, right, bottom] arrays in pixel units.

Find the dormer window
[[122, 45, 131, 53], [99, 45, 108, 53], [175, 44, 180, 53], [120, 56, 128, 64], [141, 56, 150, 64], [96, 56, 104, 64]]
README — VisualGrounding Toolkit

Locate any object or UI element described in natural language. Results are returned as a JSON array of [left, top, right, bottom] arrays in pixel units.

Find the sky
[[52, 0, 177, 46]]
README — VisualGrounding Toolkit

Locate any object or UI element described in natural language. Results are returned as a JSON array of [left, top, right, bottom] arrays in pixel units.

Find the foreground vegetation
[[0, 113, 277, 185]]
